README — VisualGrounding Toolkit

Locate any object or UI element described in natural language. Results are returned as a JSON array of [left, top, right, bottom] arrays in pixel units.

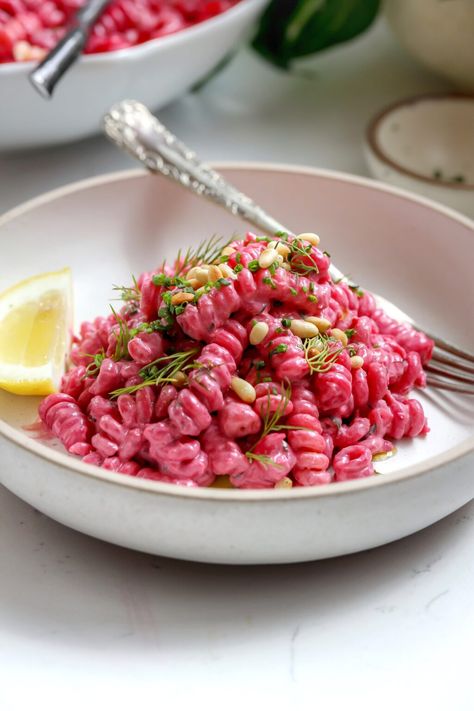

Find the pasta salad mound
[[39, 231, 434, 489]]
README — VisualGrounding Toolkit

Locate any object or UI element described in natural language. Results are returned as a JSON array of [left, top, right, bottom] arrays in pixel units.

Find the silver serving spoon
[[29, 0, 110, 98], [103, 100, 474, 394]]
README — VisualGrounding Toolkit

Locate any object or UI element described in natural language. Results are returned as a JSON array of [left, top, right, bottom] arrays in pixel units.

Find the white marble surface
[[0, 18, 472, 710]]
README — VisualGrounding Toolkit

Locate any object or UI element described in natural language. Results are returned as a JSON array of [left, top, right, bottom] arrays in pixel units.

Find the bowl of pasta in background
[[0, 0, 267, 151], [0, 164, 473, 564]]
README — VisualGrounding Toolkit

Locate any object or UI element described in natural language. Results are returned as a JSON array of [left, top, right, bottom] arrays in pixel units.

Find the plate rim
[[1, 162, 473, 502]]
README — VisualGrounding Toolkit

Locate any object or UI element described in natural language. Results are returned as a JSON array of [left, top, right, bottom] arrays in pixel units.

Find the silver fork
[[103, 100, 474, 396]]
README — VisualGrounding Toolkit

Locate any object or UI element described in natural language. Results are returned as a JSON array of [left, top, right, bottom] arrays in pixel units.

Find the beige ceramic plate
[[0, 165, 473, 564]]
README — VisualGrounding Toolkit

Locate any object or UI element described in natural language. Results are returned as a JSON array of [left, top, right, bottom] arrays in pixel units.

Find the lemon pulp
[[0, 268, 72, 396]]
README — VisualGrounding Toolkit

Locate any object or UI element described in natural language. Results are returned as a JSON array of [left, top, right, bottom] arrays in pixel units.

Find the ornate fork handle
[[104, 100, 346, 285]]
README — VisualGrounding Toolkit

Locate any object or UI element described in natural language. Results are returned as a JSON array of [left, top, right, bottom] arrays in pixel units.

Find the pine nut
[[186, 267, 200, 280], [275, 477, 293, 489], [171, 292, 195, 306], [350, 355, 364, 369], [305, 316, 331, 332], [188, 278, 201, 289], [296, 232, 320, 246], [290, 319, 319, 339], [268, 240, 278, 249], [330, 328, 348, 347], [219, 263, 236, 280], [276, 254, 284, 264], [207, 265, 223, 282], [249, 321, 269, 345], [276, 243, 291, 258], [189, 267, 210, 285], [282, 263, 292, 271], [308, 347, 321, 358], [172, 371, 188, 387], [231, 377, 256, 404], [258, 248, 278, 269], [222, 246, 236, 256]]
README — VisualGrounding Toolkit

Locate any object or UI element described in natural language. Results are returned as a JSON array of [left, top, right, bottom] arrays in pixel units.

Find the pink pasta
[[39, 231, 433, 489]]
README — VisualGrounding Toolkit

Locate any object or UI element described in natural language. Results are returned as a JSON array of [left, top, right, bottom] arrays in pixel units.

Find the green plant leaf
[[253, 0, 380, 69]]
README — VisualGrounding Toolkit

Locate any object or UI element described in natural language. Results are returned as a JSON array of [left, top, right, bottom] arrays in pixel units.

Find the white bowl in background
[[0, 165, 473, 565], [365, 94, 474, 218], [0, 0, 266, 151]]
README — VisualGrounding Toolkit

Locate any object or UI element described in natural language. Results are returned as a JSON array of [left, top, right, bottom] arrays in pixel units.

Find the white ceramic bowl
[[0, 165, 473, 565], [365, 94, 474, 218], [0, 0, 266, 151]]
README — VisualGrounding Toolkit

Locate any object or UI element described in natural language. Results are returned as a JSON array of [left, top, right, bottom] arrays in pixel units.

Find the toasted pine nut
[[305, 316, 331, 332], [290, 319, 319, 339], [330, 328, 348, 347], [268, 240, 278, 249], [249, 321, 269, 345], [258, 248, 278, 269], [231, 376, 256, 404], [350, 355, 364, 369], [207, 265, 223, 282], [172, 371, 188, 387], [219, 263, 236, 280], [276, 243, 291, 258], [171, 292, 195, 306], [282, 262, 292, 271], [222, 245, 236, 256], [189, 267, 210, 285], [188, 278, 201, 289], [296, 232, 320, 246], [308, 347, 321, 358], [186, 267, 200, 280], [275, 477, 293, 489], [276, 254, 284, 264]]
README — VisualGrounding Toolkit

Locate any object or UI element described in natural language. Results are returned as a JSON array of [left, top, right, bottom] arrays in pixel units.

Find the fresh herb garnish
[[269, 343, 288, 357], [110, 348, 199, 397], [288, 238, 319, 275], [173, 234, 231, 276], [344, 328, 356, 339], [83, 349, 106, 378], [303, 334, 342, 374], [112, 275, 141, 304]]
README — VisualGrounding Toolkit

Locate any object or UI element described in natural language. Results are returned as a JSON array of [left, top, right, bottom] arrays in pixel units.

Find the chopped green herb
[[263, 276, 276, 289], [308, 294, 318, 303], [234, 264, 243, 273], [248, 260, 260, 272], [281, 318, 292, 328], [289, 287, 297, 296], [269, 344, 288, 357], [344, 328, 356, 339]]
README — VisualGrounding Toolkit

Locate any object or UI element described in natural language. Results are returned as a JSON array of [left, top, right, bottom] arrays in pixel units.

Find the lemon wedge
[[0, 268, 73, 396]]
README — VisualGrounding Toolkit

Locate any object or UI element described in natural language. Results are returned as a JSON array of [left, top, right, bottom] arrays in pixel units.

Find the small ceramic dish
[[0, 0, 266, 151], [365, 94, 474, 218], [0, 165, 473, 565]]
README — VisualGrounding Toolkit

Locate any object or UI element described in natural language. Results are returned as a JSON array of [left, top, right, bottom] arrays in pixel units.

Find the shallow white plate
[[0, 165, 473, 564]]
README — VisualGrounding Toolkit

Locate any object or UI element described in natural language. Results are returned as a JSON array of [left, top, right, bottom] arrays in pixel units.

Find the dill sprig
[[303, 334, 342, 374], [110, 306, 133, 361], [245, 451, 283, 470], [112, 275, 141, 303], [173, 234, 231, 276], [83, 349, 106, 378], [110, 348, 199, 397], [288, 238, 320, 275]]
